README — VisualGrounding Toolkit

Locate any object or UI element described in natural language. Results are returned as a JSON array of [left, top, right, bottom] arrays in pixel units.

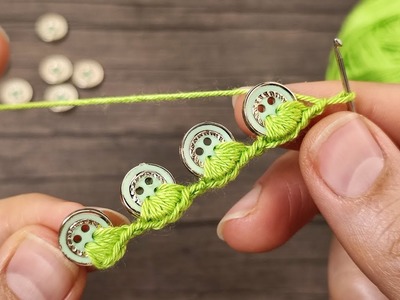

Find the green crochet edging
[[85, 91, 355, 269]]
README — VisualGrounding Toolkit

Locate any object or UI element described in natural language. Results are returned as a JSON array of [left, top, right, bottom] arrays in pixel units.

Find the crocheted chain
[[85, 91, 355, 269]]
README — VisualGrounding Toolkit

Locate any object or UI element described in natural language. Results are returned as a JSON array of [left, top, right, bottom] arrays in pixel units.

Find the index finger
[[0, 193, 129, 245], [233, 81, 400, 148]]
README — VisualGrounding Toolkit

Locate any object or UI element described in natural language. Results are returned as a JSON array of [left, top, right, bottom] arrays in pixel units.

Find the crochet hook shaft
[[333, 38, 355, 112]]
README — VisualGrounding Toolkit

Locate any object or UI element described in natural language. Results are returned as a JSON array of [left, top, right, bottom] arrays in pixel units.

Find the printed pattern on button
[[180, 122, 234, 176], [243, 82, 296, 135], [58, 208, 112, 266], [121, 163, 175, 217]]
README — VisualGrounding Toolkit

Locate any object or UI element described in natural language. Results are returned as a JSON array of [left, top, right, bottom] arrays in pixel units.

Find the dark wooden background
[[0, 1, 359, 299]]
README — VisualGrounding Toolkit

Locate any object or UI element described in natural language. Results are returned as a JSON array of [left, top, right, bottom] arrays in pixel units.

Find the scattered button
[[0, 78, 33, 104], [242, 82, 296, 135], [120, 163, 175, 217], [35, 13, 68, 42], [39, 55, 73, 84], [58, 208, 112, 266], [43, 83, 78, 113], [72, 59, 104, 89], [180, 122, 234, 176]]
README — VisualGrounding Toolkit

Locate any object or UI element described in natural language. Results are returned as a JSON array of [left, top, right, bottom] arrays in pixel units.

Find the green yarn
[[326, 0, 400, 82], [85, 91, 355, 270], [0, 88, 248, 111]]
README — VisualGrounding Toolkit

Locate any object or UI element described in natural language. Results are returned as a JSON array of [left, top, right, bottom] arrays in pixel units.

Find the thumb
[[0, 26, 10, 77], [300, 112, 400, 299], [0, 226, 86, 300]]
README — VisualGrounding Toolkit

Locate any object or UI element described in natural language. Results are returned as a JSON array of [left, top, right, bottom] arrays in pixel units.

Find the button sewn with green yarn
[[180, 121, 235, 176], [243, 82, 296, 136], [58, 208, 112, 266], [120, 163, 175, 217]]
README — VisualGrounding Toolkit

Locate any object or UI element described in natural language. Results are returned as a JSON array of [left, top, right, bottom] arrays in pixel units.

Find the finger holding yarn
[[0, 26, 10, 77]]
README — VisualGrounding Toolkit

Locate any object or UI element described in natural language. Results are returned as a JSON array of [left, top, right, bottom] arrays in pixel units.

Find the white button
[[0, 78, 33, 104], [59, 208, 113, 266], [39, 55, 73, 85], [72, 59, 104, 89], [120, 163, 175, 217], [242, 82, 296, 135], [35, 13, 68, 42], [180, 122, 234, 177], [43, 83, 78, 113]]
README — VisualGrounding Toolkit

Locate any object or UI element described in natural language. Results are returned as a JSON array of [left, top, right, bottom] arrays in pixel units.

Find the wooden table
[[0, 1, 359, 299]]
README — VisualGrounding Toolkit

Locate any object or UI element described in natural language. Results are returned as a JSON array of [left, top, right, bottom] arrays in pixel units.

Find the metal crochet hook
[[333, 38, 355, 112]]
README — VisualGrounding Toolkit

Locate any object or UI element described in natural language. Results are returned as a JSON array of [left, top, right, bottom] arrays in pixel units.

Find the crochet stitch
[[85, 90, 355, 269]]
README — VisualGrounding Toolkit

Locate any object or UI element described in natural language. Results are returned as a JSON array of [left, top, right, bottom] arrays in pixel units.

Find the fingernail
[[6, 234, 79, 300], [217, 185, 261, 240], [0, 26, 10, 42], [232, 94, 239, 108], [93, 207, 130, 226], [232, 86, 251, 108], [317, 117, 384, 198]]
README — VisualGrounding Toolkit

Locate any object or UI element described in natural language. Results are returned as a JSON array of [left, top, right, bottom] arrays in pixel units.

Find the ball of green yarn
[[326, 0, 400, 82]]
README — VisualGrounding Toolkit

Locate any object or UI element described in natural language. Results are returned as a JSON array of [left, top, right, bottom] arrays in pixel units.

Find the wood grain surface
[[0, 1, 359, 299]]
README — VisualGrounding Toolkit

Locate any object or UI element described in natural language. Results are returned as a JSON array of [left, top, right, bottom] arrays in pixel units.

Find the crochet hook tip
[[333, 38, 343, 48], [333, 38, 355, 112]]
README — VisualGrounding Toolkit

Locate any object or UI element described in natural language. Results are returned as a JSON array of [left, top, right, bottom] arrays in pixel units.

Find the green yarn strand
[[0, 88, 249, 111], [85, 91, 355, 270]]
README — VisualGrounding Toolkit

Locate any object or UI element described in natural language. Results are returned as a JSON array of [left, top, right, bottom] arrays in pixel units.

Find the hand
[[218, 81, 400, 299], [0, 26, 9, 77], [0, 193, 127, 300]]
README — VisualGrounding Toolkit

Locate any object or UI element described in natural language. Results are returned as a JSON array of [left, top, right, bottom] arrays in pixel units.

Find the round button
[[72, 59, 104, 89], [0, 26, 10, 77], [242, 82, 296, 135], [179, 122, 234, 177], [39, 55, 73, 84], [35, 13, 68, 42], [120, 163, 175, 217], [58, 208, 112, 266], [0, 78, 33, 104], [43, 83, 78, 113]]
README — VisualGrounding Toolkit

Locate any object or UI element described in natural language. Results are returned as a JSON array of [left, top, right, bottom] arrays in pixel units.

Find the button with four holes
[[121, 163, 175, 217], [58, 208, 112, 266], [242, 82, 296, 135], [72, 59, 104, 89], [0, 78, 33, 104], [180, 121, 234, 177], [44, 83, 78, 113], [35, 13, 68, 43], [39, 55, 73, 85]]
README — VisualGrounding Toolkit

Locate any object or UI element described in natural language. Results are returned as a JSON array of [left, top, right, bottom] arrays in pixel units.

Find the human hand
[[0, 193, 128, 299], [0, 26, 9, 77], [218, 81, 400, 299]]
